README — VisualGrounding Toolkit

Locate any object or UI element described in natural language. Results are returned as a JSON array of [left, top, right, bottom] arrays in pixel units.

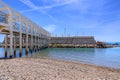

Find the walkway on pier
[[0, 0, 50, 58]]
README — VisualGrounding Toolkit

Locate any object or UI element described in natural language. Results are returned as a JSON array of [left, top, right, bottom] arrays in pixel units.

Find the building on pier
[[50, 36, 96, 48]]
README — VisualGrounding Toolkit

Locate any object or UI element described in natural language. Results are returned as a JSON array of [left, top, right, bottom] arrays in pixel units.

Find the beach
[[0, 58, 120, 80]]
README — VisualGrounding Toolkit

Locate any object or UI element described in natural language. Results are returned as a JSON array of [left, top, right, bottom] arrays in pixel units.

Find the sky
[[0, 0, 120, 42]]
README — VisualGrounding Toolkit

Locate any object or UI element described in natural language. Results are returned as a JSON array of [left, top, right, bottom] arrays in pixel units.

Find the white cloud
[[43, 24, 56, 33], [39, 0, 78, 10], [20, 0, 78, 11], [19, 0, 37, 9], [19, 0, 56, 21], [19, 0, 77, 21]]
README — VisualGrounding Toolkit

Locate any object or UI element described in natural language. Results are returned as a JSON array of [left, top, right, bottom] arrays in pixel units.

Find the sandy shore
[[0, 58, 120, 80]]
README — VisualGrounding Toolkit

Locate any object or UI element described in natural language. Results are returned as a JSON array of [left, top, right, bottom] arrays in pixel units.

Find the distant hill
[[105, 42, 120, 45]]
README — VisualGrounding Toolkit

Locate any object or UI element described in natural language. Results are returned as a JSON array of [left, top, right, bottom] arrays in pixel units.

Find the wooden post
[[10, 29, 13, 58], [38, 36, 40, 51], [41, 38, 43, 49], [30, 23, 33, 53], [37, 36, 39, 51], [14, 35, 16, 57], [13, 18, 17, 57], [39, 36, 41, 50], [30, 35, 33, 53], [9, 13, 13, 58], [19, 18, 22, 57], [25, 23, 28, 55], [33, 36, 34, 51], [4, 34, 8, 58], [35, 35, 36, 52], [36, 36, 37, 51]]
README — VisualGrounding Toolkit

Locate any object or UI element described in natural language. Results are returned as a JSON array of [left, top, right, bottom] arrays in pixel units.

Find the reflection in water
[[0, 48, 31, 59], [31, 49, 50, 58]]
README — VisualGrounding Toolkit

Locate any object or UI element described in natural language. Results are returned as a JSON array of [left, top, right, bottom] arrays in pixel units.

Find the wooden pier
[[0, 1, 50, 58]]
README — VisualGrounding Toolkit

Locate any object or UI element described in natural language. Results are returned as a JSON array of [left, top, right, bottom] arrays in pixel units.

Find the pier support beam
[[9, 13, 13, 58], [4, 34, 8, 58], [30, 35, 33, 53], [10, 30, 13, 58], [40, 37, 41, 49], [30, 23, 33, 53], [19, 21, 22, 57], [25, 36, 28, 55], [14, 35, 16, 57], [41, 38, 43, 49], [34, 36, 36, 52], [19, 33, 22, 57], [37, 36, 39, 51], [38, 36, 40, 51], [25, 23, 28, 55]]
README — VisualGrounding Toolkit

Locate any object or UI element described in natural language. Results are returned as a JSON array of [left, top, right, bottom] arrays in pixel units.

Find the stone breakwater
[[0, 58, 120, 80]]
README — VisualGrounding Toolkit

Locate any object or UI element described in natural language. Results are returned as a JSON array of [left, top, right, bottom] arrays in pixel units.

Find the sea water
[[0, 47, 120, 69]]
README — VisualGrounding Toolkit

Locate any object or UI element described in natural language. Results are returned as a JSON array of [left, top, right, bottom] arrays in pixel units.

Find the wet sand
[[0, 58, 120, 80]]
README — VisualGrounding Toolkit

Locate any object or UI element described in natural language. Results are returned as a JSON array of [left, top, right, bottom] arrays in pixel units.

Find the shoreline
[[0, 57, 120, 80], [29, 56, 120, 70]]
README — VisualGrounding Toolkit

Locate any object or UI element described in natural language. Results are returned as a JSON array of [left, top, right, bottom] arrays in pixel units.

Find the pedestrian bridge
[[0, 0, 50, 58]]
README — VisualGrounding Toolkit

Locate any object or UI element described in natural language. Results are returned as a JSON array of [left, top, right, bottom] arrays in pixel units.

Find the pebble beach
[[0, 58, 120, 80]]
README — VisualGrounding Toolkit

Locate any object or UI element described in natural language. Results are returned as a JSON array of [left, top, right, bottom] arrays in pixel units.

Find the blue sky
[[0, 0, 120, 42]]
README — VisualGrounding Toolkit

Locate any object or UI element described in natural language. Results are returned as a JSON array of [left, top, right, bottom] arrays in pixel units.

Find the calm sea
[[0, 47, 120, 69]]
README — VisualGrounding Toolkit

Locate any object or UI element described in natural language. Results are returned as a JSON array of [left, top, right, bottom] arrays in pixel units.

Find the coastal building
[[50, 36, 96, 48]]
